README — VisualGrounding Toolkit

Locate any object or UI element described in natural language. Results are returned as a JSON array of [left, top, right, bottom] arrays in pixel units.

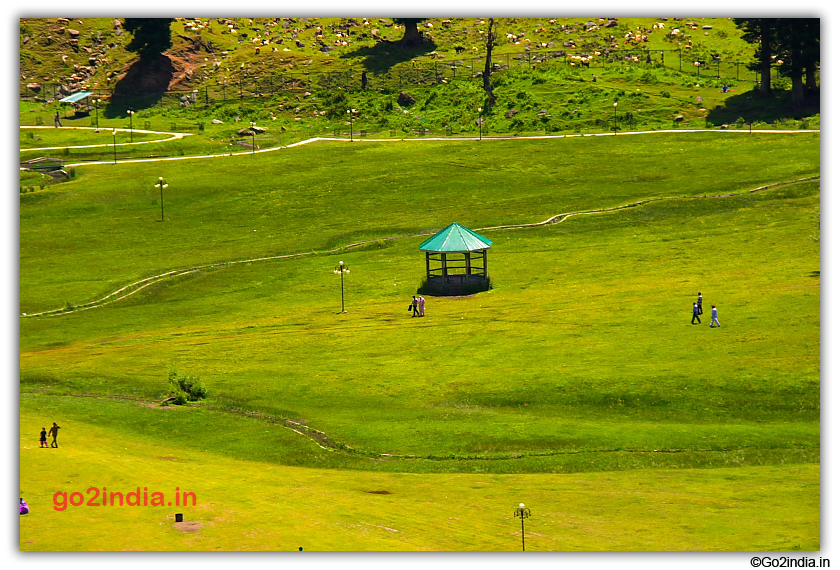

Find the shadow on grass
[[340, 39, 438, 73], [706, 88, 820, 126], [104, 55, 176, 118]]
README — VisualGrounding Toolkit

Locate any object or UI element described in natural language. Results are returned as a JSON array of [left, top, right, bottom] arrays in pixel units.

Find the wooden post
[[465, 252, 472, 277], [442, 254, 448, 283], [426, 252, 431, 281], [483, 249, 488, 278]]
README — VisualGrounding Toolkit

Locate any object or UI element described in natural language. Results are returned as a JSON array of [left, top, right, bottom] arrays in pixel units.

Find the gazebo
[[419, 223, 493, 296]]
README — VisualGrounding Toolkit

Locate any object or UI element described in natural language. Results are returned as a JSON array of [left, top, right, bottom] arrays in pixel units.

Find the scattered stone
[[674, 115, 684, 121], [505, 108, 518, 118], [67, 29, 81, 38], [212, 119, 224, 124], [397, 91, 416, 107]]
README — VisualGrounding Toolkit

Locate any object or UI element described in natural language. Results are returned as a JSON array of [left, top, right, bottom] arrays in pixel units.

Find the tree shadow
[[340, 39, 438, 73], [705, 88, 820, 126], [104, 55, 176, 118]]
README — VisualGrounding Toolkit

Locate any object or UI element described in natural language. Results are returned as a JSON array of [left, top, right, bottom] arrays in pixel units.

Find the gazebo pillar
[[441, 253, 448, 283]]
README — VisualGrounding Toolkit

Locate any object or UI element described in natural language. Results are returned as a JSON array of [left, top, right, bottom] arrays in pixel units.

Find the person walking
[[418, 295, 426, 317], [691, 302, 702, 324], [697, 292, 704, 315], [54, 110, 62, 128], [709, 305, 721, 327], [20, 498, 29, 515], [410, 295, 419, 317], [39, 427, 48, 448], [48, 422, 60, 448]]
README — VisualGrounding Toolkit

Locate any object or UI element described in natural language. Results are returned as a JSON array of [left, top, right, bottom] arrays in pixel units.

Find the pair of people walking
[[40, 423, 60, 448], [409, 295, 426, 317], [692, 292, 721, 327]]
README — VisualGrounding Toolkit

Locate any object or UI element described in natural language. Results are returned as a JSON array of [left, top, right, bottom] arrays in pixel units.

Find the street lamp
[[128, 109, 135, 142], [333, 260, 350, 313], [155, 177, 169, 221], [514, 503, 531, 551], [346, 109, 354, 142], [94, 98, 100, 131], [112, 129, 117, 164], [249, 121, 256, 154], [613, 102, 618, 135], [478, 106, 483, 140]]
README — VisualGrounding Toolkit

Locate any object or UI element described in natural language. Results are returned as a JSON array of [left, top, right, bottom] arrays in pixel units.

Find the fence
[[22, 47, 780, 108]]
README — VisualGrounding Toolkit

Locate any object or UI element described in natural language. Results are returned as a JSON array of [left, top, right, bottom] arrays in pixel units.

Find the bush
[[168, 369, 208, 404]]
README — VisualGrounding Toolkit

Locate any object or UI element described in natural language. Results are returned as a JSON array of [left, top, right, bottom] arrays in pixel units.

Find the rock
[[505, 108, 518, 118], [674, 115, 684, 121], [250, 125, 267, 134], [604, 19, 618, 28], [67, 29, 81, 38], [212, 119, 224, 124], [397, 91, 416, 107]]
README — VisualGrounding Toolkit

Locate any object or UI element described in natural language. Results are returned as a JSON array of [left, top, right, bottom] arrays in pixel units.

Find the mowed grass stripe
[[20, 132, 819, 311], [20, 409, 818, 551]]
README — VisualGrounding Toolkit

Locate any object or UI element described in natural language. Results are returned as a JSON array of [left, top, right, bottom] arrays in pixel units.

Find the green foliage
[[123, 18, 174, 61], [167, 369, 207, 404]]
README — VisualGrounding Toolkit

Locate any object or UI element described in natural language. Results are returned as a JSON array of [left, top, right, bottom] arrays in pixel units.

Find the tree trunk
[[805, 63, 819, 94], [400, 21, 423, 45], [759, 59, 772, 96], [758, 19, 774, 96], [482, 18, 497, 111], [790, 72, 805, 107]]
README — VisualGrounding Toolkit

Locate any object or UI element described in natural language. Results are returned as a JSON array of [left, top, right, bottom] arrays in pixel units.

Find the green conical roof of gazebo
[[419, 223, 494, 253]]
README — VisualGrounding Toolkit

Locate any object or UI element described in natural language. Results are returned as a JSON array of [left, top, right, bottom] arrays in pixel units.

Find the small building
[[419, 222, 493, 296]]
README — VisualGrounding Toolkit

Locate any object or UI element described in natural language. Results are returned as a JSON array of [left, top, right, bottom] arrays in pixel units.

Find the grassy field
[[19, 123, 819, 550]]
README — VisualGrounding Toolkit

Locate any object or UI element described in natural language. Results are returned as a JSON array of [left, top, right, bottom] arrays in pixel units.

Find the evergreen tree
[[734, 18, 778, 97], [123, 18, 175, 61]]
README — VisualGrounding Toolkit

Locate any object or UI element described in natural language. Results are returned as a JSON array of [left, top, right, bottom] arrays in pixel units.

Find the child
[[710, 305, 721, 327], [20, 498, 29, 515], [39, 427, 47, 448]]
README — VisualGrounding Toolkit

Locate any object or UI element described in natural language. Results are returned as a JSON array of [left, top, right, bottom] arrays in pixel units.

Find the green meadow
[[20, 130, 820, 550]]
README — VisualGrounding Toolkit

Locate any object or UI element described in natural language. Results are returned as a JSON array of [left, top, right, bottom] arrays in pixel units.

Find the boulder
[[67, 29, 81, 38], [505, 108, 518, 119], [397, 91, 416, 107], [211, 118, 224, 124], [674, 115, 684, 122]]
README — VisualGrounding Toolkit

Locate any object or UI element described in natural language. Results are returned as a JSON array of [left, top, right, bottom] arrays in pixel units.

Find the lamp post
[[347, 109, 354, 142], [128, 109, 135, 142], [112, 129, 117, 163], [155, 177, 169, 221], [249, 121, 256, 154], [613, 102, 618, 135], [94, 99, 100, 131], [514, 503, 531, 551], [478, 106, 483, 140], [333, 260, 350, 313]]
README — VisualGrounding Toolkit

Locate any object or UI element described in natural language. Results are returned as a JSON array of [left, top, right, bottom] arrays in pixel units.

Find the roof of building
[[419, 222, 494, 253], [59, 91, 93, 103]]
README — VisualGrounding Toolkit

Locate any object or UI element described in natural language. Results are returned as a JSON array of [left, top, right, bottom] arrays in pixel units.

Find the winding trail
[[19, 125, 193, 155], [20, 174, 819, 319], [21, 129, 820, 458]]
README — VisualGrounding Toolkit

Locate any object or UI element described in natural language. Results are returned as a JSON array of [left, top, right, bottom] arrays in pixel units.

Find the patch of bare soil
[[173, 521, 202, 533]]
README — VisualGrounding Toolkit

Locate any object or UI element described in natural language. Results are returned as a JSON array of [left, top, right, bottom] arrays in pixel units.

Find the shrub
[[167, 369, 208, 404]]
